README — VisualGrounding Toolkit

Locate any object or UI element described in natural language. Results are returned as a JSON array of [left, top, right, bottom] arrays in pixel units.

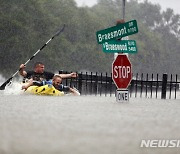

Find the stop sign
[[112, 54, 132, 89]]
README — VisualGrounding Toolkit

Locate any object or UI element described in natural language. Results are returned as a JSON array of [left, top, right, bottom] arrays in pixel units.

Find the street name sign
[[96, 20, 138, 44], [112, 54, 132, 89], [102, 40, 137, 53]]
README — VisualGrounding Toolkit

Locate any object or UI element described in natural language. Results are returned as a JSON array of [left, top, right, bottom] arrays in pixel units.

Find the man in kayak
[[19, 62, 77, 81], [20, 62, 79, 95], [22, 75, 80, 96], [50, 75, 80, 96]]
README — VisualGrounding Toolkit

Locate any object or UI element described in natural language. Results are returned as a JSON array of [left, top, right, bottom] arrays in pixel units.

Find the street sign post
[[102, 40, 137, 53], [96, 20, 138, 44], [112, 54, 132, 89]]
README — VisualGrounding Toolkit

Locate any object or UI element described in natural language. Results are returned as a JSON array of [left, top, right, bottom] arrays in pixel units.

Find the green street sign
[[96, 20, 138, 44], [102, 40, 137, 53]]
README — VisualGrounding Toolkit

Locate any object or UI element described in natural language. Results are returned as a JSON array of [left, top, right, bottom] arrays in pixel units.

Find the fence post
[[78, 73, 83, 94], [161, 73, 168, 99]]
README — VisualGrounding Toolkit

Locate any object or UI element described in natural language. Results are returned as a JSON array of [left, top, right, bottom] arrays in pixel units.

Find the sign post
[[95, 1, 138, 102]]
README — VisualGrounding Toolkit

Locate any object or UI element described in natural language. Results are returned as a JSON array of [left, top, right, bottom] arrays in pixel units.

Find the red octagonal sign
[[112, 54, 132, 89]]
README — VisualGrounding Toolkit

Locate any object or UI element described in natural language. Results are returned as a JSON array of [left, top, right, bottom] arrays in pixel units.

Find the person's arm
[[59, 72, 77, 79], [22, 79, 33, 90], [69, 87, 80, 96], [22, 80, 43, 90], [19, 64, 27, 77], [60, 85, 80, 96]]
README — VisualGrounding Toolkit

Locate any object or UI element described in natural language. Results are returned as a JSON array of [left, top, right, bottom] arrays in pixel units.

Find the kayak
[[25, 84, 64, 96]]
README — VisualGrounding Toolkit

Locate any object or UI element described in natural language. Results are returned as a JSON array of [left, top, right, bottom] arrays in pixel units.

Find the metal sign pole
[[122, 0, 129, 57], [122, 0, 126, 20], [114, 0, 126, 60], [115, 0, 129, 103]]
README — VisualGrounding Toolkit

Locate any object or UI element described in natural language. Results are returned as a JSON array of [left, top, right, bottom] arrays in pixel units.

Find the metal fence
[[129, 73, 179, 99], [59, 71, 180, 99]]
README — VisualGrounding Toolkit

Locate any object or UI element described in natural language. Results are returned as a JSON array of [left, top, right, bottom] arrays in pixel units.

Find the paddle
[[0, 24, 65, 90]]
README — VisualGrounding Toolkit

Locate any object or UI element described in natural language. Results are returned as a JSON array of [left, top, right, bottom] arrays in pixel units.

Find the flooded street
[[0, 91, 180, 154], [1, 0, 180, 153]]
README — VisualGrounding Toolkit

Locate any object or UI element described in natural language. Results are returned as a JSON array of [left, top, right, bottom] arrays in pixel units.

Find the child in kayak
[[22, 75, 80, 96]]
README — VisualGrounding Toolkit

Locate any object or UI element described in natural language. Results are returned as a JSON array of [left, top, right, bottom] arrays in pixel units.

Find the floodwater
[[0, 83, 180, 154]]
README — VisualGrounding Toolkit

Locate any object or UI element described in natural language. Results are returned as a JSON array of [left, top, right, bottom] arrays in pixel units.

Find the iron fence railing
[[59, 71, 179, 99]]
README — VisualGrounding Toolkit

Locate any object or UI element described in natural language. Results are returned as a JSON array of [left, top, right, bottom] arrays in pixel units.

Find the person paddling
[[19, 62, 77, 81]]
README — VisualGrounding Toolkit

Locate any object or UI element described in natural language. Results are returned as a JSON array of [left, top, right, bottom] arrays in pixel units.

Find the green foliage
[[0, 0, 179, 78]]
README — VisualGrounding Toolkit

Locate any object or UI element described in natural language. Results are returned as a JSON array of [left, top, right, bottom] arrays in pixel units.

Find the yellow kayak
[[25, 85, 64, 96]]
